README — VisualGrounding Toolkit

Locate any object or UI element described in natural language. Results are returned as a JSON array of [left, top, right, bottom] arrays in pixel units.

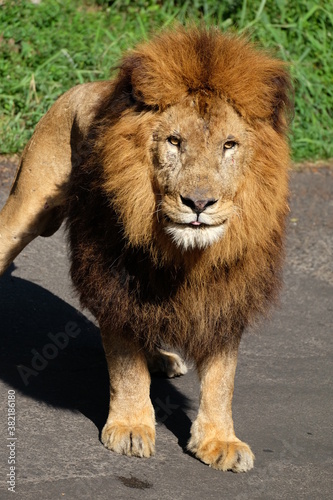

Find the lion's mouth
[[162, 216, 228, 250], [164, 215, 227, 229]]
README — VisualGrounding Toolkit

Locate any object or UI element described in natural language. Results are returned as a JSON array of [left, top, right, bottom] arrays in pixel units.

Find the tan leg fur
[[0, 81, 112, 276], [100, 329, 156, 458], [187, 349, 255, 472]]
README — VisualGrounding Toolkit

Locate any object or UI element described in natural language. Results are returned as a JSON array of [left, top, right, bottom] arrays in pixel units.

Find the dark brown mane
[[66, 26, 291, 363]]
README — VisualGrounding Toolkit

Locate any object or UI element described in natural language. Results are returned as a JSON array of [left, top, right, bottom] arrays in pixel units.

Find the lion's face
[[151, 97, 252, 250]]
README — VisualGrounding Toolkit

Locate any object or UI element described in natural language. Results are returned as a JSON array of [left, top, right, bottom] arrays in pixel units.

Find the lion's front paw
[[188, 436, 254, 472], [101, 423, 155, 458]]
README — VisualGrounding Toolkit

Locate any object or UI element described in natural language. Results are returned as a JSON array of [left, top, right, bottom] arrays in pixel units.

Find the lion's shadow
[[0, 265, 192, 447]]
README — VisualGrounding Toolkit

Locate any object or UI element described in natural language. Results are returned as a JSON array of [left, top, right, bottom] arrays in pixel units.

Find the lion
[[0, 27, 293, 472]]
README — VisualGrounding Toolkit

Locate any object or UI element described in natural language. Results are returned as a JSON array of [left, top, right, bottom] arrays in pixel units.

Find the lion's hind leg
[[0, 94, 72, 276], [0, 81, 113, 277], [0, 162, 66, 276], [146, 348, 188, 378]]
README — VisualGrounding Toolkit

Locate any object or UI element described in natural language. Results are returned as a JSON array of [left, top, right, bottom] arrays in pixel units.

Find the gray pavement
[[0, 165, 332, 499]]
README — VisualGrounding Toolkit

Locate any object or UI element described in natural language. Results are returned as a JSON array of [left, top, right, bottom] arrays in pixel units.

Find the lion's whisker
[[153, 205, 162, 223]]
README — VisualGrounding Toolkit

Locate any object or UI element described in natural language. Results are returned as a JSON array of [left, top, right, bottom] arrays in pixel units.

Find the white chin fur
[[165, 224, 226, 251]]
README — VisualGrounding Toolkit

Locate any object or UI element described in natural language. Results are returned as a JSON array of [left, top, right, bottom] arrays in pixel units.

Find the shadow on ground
[[0, 264, 192, 446]]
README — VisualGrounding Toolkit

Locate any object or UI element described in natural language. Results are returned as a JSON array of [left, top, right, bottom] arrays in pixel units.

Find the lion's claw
[[188, 437, 254, 472], [101, 423, 155, 458]]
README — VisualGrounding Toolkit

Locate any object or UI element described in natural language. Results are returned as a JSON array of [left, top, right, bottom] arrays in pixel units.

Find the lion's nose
[[180, 195, 218, 214]]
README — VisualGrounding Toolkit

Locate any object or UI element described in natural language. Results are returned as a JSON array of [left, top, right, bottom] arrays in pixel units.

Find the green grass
[[0, 0, 332, 161]]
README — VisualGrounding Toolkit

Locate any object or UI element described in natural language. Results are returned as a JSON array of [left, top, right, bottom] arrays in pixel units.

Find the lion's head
[[89, 27, 292, 265], [150, 95, 250, 251]]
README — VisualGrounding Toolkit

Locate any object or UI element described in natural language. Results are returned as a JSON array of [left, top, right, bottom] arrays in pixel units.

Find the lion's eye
[[224, 140, 236, 150], [168, 136, 181, 147]]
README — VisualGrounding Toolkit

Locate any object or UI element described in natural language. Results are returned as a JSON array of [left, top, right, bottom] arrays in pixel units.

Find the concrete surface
[[0, 164, 332, 499]]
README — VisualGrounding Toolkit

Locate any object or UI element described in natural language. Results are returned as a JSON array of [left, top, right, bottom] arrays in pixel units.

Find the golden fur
[[0, 26, 293, 471]]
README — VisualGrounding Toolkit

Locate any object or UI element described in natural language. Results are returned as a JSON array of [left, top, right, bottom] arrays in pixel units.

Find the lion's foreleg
[[100, 329, 155, 457], [188, 348, 254, 472]]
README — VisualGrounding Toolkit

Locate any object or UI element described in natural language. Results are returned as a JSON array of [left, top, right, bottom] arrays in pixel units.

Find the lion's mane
[[67, 27, 293, 362]]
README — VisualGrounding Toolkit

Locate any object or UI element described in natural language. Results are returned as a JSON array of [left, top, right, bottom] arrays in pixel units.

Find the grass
[[0, 0, 332, 161]]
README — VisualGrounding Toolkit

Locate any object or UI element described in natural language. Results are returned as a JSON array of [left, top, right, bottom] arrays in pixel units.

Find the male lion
[[0, 27, 292, 472]]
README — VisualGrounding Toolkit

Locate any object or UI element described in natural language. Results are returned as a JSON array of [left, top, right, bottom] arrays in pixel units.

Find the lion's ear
[[118, 55, 147, 105], [117, 52, 186, 110], [129, 55, 156, 107], [269, 71, 294, 135]]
